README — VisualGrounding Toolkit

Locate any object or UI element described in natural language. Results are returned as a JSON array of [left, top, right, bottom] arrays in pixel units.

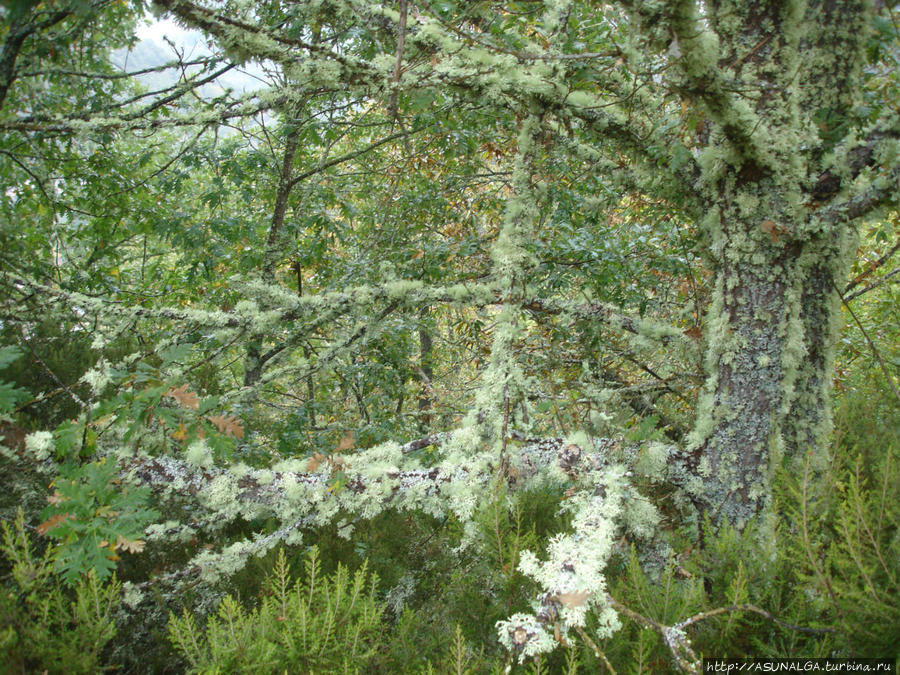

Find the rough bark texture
[[687, 198, 799, 524], [678, 0, 877, 526]]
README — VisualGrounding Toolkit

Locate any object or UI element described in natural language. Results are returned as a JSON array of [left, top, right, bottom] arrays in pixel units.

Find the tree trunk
[[675, 0, 872, 528], [243, 127, 300, 389], [686, 187, 846, 527], [783, 236, 850, 460], [417, 306, 434, 429]]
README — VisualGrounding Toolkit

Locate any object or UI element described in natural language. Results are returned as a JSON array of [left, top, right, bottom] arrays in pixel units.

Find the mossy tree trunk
[[671, 0, 879, 526], [685, 197, 848, 525]]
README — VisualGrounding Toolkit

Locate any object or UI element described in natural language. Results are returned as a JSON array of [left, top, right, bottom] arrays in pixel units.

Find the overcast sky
[[121, 14, 267, 93]]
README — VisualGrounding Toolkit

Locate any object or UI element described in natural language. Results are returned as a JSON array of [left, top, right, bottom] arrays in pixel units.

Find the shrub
[[168, 546, 385, 673], [0, 509, 120, 674]]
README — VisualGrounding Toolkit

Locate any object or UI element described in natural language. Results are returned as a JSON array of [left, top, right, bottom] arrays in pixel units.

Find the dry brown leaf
[[46, 491, 66, 505], [760, 219, 790, 243], [166, 384, 199, 410], [307, 452, 327, 472], [336, 431, 354, 452], [36, 513, 71, 536], [553, 623, 570, 646], [683, 326, 703, 341], [206, 414, 244, 439], [553, 590, 591, 608], [115, 535, 146, 554]]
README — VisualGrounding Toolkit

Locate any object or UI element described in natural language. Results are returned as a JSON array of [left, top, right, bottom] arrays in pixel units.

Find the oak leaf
[[36, 513, 71, 536], [206, 414, 244, 439], [336, 431, 354, 452], [307, 452, 327, 472], [166, 384, 199, 410], [552, 590, 591, 608], [115, 535, 146, 554]]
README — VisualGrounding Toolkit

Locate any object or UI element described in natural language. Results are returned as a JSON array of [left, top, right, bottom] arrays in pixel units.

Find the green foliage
[[38, 457, 159, 585], [0, 509, 121, 674], [0, 346, 28, 419], [0, 321, 93, 428], [1, 0, 899, 670], [778, 379, 900, 658], [416, 624, 502, 675], [168, 546, 385, 673]]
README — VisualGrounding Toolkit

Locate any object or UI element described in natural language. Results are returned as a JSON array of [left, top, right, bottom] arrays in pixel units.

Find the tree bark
[[417, 306, 433, 429], [244, 126, 300, 388], [687, 194, 804, 525], [675, 0, 876, 527]]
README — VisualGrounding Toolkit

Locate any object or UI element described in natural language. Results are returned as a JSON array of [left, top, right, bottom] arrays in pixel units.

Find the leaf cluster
[[38, 457, 159, 585]]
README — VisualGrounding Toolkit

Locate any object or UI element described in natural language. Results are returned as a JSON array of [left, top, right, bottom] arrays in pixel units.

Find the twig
[[387, 0, 408, 119], [676, 603, 835, 635], [574, 625, 617, 674], [834, 281, 900, 406], [844, 268, 899, 302], [17, 327, 84, 409], [843, 232, 900, 294]]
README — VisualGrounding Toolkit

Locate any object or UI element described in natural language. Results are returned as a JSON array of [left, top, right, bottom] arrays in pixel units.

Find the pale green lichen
[[500, 467, 626, 658], [185, 439, 214, 468], [24, 431, 54, 461], [634, 441, 669, 480]]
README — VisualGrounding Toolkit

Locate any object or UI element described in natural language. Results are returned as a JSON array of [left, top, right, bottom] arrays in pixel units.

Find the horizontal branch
[[523, 297, 686, 344], [811, 128, 900, 204], [18, 56, 221, 81], [126, 431, 614, 588], [815, 164, 900, 225], [0, 93, 283, 134]]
